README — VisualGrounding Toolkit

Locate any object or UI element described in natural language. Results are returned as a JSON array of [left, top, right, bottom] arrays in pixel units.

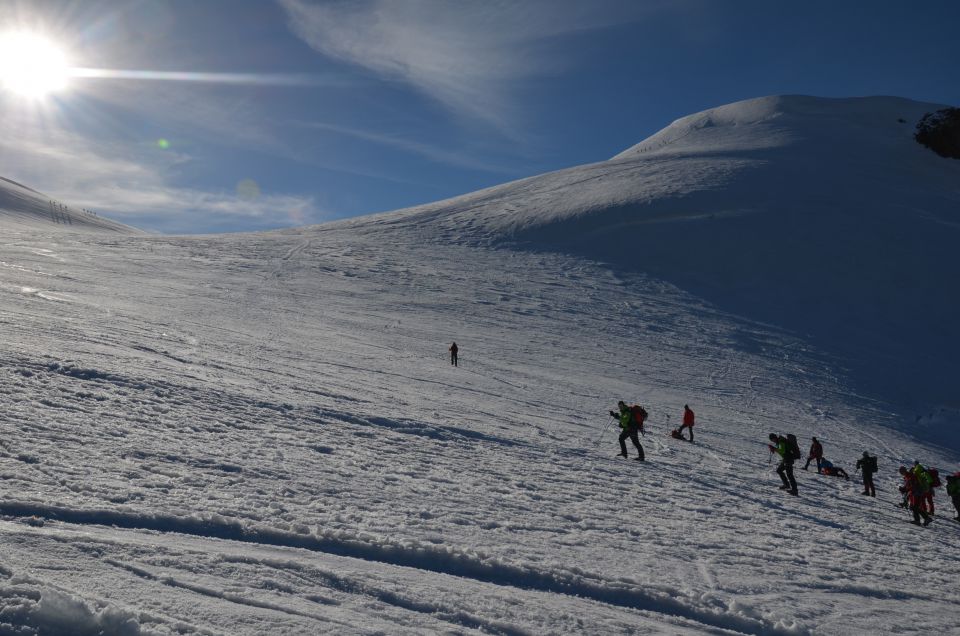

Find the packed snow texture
[[0, 95, 958, 635]]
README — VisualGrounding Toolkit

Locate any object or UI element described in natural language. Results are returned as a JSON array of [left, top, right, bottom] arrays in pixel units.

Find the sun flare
[[0, 31, 71, 98]]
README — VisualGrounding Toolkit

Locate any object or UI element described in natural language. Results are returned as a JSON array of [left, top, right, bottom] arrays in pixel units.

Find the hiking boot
[[789, 489, 798, 496], [923, 517, 932, 526], [779, 485, 790, 490], [618, 452, 627, 458], [634, 456, 645, 462], [910, 520, 922, 525], [861, 491, 869, 495]]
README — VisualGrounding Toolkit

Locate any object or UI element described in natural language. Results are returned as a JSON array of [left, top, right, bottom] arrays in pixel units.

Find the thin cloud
[[300, 121, 516, 174], [278, 0, 656, 133], [76, 79, 440, 188], [0, 116, 325, 234]]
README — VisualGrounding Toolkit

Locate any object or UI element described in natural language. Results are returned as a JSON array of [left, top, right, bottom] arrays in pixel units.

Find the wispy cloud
[[0, 112, 325, 234], [300, 120, 516, 174], [278, 0, 653, 133]]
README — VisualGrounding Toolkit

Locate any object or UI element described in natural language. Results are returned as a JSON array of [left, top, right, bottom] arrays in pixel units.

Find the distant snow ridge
[[342, 95, 960, 424], [0, 176, 139, 233]]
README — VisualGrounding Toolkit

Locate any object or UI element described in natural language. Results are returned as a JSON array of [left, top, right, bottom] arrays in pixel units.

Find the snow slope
[[343, 96, 960, 424], [0, 96, 958, 635], [0, 176, 140, 234]]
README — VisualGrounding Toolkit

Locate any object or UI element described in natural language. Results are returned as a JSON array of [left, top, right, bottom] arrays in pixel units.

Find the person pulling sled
[[610, 401, 645, 461], [673, 404, 695, 442]]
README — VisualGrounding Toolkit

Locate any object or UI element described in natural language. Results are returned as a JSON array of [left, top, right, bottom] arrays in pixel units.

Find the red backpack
[[630, 405, 648, 430]]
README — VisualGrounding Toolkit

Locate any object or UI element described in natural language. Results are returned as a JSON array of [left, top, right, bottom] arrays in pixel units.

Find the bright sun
[[0, 32, 71, 98]]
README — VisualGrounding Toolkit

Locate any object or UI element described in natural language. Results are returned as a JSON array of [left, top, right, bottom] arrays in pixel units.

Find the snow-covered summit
[[613, 94, 938, 157], [0, 175, 140, 233]]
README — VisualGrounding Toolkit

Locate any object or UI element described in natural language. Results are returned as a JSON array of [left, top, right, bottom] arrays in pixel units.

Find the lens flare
[[236, 179, 261, 200]]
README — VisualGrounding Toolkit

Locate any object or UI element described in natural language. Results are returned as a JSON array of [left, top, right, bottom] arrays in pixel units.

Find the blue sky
[[1, 0, 958, 234]]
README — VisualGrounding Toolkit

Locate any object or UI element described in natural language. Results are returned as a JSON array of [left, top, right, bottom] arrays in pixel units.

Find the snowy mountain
[[0, 95, 958, 635], [342, 95, 960, 424]]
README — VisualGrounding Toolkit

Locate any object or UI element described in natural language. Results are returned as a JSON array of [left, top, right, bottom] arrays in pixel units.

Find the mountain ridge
[[0, 173, 141, 234]]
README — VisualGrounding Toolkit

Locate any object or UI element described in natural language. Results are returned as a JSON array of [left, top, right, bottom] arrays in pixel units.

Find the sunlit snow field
[[1, 96, 959, 635]]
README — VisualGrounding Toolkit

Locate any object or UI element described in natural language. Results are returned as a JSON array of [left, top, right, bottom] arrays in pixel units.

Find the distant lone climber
[[677, 404, 695, 442], [855, 452, 877, 497], [449, 342, 458, 367], [803, 437, 823, 473], [609, 401, 645, 461]]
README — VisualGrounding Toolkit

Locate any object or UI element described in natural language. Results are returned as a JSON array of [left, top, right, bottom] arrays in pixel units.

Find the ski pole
[[596, 419, 614, 447]]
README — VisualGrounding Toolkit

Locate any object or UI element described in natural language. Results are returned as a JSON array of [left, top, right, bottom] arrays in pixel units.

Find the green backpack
[[914, 465, 933, 491], [947, 474, 960, 497]]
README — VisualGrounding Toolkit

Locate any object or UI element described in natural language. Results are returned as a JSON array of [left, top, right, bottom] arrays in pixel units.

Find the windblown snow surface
[[0, 95, 958, 635]]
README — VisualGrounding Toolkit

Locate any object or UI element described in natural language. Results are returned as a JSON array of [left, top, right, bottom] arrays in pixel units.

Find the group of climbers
[[606, 398, 958, 526], [768, 434, 953, 526], [448, 343, 956, 526], [768, 435, 954, 526]]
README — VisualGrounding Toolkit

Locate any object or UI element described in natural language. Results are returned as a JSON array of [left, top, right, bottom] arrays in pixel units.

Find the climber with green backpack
[[768, 433, 800, 496], [609, 401, 646, 461], [912, 461, 940, 516]]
